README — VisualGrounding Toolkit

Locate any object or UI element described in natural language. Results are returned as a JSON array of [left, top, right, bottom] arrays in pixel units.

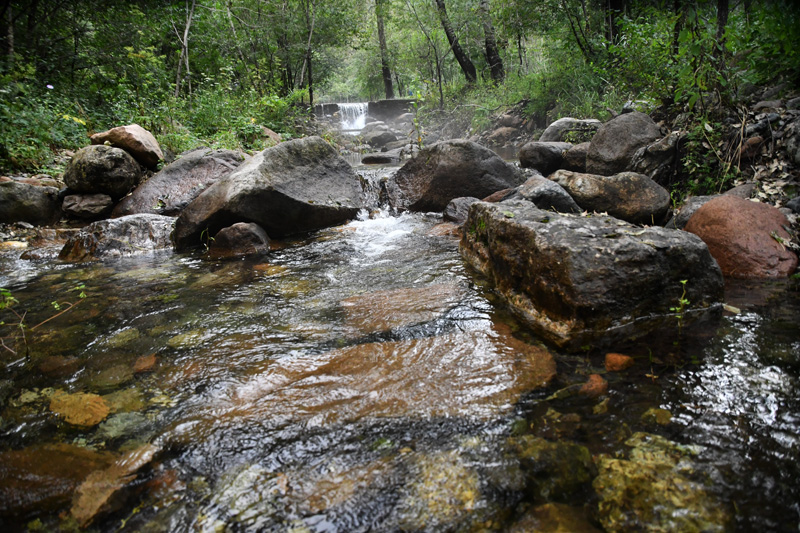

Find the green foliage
[[681, 116, 738, 196]]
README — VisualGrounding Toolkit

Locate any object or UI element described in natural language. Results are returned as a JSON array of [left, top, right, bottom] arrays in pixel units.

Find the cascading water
[[339, 102, 368, 133]]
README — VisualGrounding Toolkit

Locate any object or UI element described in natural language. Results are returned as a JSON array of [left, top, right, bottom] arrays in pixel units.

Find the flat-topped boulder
[[460, 200, 723, 350], [549, 170, 670, 225], [58, 214, 175, 262], [112, 148, 246, 217], [90, 124, 163, 169], [173, 136, 363, 250], [385, 140, 525, 212], [518, 141, 572, 175]]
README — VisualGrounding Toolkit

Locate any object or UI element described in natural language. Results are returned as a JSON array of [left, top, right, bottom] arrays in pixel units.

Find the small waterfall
[[339, 102, 368, 133]]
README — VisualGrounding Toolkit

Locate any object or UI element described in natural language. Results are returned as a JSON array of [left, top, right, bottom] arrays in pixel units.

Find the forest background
[[0, 0, 798, 197]]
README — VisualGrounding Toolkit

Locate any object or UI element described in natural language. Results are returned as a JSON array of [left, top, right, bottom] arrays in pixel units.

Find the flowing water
[[0, 182, 799, 530], [339, 103, 368, 134]]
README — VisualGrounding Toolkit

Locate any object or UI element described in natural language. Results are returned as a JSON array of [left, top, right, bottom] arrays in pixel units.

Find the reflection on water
[[0, 212, 798, 531]]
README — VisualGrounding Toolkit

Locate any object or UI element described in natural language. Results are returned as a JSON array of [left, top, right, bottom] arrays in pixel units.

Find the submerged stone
[[509, 436, 597, 501], [509, 502, 601, 533], [0, 444, 114, 519], [49, 390, 110, 427], [593, 432, 730, 532], [459, 200, 723, 350], [58, 214, 175, 262]]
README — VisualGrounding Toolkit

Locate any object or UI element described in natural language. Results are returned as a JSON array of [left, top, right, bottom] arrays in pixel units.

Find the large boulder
[[504, 174, 581, 214], [58, 214, 175, 262], [173, 136, 363, 250], [90, 124, 164, 169], [549, 170, 670, 225], [63, 145, 143, 199], [460, 200, 723, 350], [385, 140, 525, 212], [539, 117, 601, 143], [0, 181, 60, 225], [112, 148, 246, 217], [684, 196, 798, 278], [518, 141, 572, 175], [586, 112, 662, 175]]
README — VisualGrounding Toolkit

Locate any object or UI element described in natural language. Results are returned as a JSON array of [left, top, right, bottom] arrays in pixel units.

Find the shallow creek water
[[0, 197, 799, 531]]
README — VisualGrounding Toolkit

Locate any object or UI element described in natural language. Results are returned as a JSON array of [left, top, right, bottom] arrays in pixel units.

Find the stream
[[0, 163, 799, 531]]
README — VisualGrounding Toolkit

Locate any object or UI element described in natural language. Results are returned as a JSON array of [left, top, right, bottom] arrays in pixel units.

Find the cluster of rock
[[381, 109, 798, 349]]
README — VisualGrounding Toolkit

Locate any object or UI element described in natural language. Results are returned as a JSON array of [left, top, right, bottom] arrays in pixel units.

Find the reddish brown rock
[[605, 353, 634, 372], [684, 196, 798, 278], [482, 188, 515, 202], [0, 444, 114, 518], [579, 374, 608, 398], [133, 353, 157, 373], [90, 124, 164, 169]]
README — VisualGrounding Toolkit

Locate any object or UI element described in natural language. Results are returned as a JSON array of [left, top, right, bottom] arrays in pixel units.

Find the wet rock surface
[[112, 148, 246, 217], [685, 195, 798, 278], [173, 136, 363, 249], [58, 214, 175, 262], [539, 117, 601, 143], [460, 200, 723, 349], [385, 139, 525, 212], [208, 222, 271, 258], [593, 432, 731, 532]]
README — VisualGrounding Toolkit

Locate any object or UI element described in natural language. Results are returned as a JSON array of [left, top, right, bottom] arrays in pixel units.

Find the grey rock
[[631, 132, 685, 186], [363, 130, 398, 149], [173, 137, 363, 250], [0, 182, 60, 225], [586, 112, 662, 175], [59, 214, 175, 262], [550, 170, 671, 224], [518, 141, 572, 175], [784, 120, 800, 166], [62, 194, 114, 220], [460, 200, 723, 349], [665, 195, 714, 230], [563, 142, 590, 172], [208, 222, 270, 258], [63, 145, 143, 199], [113, 148, 245, 217], [539, 117, 601, 142], [786, 197, 800, 214], [443, 197, 481, 225], [385, 139, 525, 212], [504, 174, 581, 213]]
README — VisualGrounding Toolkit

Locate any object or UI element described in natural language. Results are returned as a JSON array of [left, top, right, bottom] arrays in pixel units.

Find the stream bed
[[0, 203, 799, 531]]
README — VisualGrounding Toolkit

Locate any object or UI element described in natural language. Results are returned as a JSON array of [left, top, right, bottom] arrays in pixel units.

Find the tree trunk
[[376, 0, 394, 99], [433, 0, 476, 84], [5, 4, 13, 71], [714, 0, 729, 91], [606, 0, 624, 44], [478, 0, 503, 83], [226, 0, 252, 89], [174, 0, 196, 98]]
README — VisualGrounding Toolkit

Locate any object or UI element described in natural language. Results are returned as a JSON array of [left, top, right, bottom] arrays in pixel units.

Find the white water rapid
[[339, 102, 368, 133]]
